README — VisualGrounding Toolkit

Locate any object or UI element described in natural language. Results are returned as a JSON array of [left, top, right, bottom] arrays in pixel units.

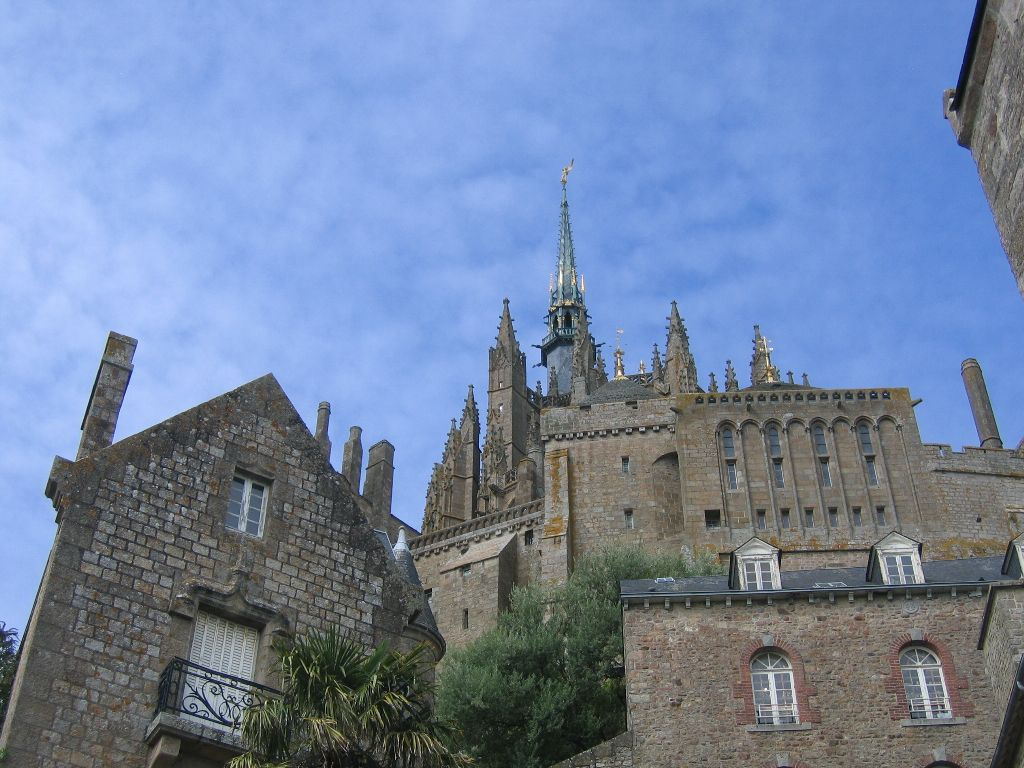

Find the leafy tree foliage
[[436, 545, 718, 768], [230, 628, 472, 768], [0, 621, 20, 731]]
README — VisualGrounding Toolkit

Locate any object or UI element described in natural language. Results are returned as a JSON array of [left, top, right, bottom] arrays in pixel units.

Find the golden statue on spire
[[561, 158, 574, 186], [614, 329, 627, 380]]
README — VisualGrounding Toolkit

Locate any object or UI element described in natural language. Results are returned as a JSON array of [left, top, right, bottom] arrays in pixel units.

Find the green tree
[[229, 628, 472, 768], [436, 544, 718, 768], [0, 621, 20, 731]]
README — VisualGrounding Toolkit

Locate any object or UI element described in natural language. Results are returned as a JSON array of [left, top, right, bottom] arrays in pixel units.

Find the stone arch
[[651, 451, 681, 521]]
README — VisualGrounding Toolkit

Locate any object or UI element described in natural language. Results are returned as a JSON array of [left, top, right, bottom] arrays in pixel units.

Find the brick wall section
[[0, 375, 422, 768], [946, 0, 1024, 298], [548, 731, 634, 768], [924, 444, 1024, 557], [623, 589, 1002, 767]]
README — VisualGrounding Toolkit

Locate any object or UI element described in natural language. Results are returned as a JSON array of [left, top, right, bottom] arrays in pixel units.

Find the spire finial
[[613, 329, 627, 380], [561, 158, 574, 187]]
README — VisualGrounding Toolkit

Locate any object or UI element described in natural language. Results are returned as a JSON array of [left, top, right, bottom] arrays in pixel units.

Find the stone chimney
[[76, 332, 138, 460], [961, 358, 1003, 449], [341, 426, 363, 490], [314, 401, 332, 461], [363, 439, 395, 525]]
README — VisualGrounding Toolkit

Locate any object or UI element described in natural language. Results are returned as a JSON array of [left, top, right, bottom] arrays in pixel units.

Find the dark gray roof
[[386, 529, 441, 638], [621, 555, 1006, 598], [581, 377, 659, 405]]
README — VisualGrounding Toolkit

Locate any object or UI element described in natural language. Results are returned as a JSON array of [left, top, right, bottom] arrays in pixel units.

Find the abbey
[[411, 168, 1024, 766]]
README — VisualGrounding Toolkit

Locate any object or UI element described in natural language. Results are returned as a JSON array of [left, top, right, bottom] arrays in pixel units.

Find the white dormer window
[[733, 538, 781, 591], [874, 532, 924, 585]]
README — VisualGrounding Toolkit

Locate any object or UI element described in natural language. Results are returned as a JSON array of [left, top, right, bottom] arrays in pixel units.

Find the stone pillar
[[540, 448, 572, 588], [961, 358, 1003, 449], [364, 440, 395, 526], [314, 401, 332, 461], [76, 331, 138, 460], [341, 426, 363, 490]]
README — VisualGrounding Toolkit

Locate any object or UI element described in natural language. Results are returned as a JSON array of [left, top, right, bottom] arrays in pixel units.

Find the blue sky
[[2, 2, 1021, 632]]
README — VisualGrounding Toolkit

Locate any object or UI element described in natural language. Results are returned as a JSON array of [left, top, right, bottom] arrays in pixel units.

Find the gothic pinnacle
[[724, 360, 738, 391]]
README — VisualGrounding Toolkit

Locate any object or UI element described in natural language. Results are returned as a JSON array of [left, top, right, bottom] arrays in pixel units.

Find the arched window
[[900, 647, 951, 720], [767, 426, 784, 488], [858, 422, 879, 486], [721, 427, 737, 490], [751, 651, 798, 725], [812, 424, 831, 487]]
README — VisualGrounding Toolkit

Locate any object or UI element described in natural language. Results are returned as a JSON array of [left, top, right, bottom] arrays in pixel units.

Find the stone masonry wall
[[542, 397, 679, 561], [674, 387, 947, 555], [946, 0, 1024, 298], [0, 375, 418, 768], [981, 585, 1024, 707], [623, 588, 1001, 767], [924, 443, 1024, 558], [549, 731, 634, 768]]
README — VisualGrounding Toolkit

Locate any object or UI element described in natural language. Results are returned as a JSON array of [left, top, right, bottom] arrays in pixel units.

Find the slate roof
[[581, 377, 660, 405], [378, 528, 441, 640], [621, 555, 1006, 598]]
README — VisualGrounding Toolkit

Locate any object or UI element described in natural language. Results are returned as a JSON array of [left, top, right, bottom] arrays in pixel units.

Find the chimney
[[363, 439, 395, 526], [76, 332, 138, 460], [961, 358, 1003, 449], [314, 401, 332, 461], [341, 426, 363, 490]]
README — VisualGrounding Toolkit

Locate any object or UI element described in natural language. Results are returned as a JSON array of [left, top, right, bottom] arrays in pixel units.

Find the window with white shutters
[[184, 611, 260, 730]]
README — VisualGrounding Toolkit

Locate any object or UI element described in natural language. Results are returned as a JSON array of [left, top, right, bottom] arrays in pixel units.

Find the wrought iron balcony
[[908, 696, 952, 719], [755, 702, 799, 725], [155, 657, 279, 731]]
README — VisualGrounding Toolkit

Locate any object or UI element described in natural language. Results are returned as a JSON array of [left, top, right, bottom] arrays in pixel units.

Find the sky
[[1, 2, 1021, 633]]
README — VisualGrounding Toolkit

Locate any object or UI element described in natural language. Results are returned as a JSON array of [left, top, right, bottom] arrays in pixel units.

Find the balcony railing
[[755, 702, 799, 725], [908, 696, 952, 719], [155, 657, 279, 731]]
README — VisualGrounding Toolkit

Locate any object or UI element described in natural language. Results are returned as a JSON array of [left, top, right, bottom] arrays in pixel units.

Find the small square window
[[624, 509, 635, 530], [524, 529, 534, 546], [875, 506, 887, 526], [828, 507, 839, 528], [804, 508, 814, 528], [227, 475, 269, 537], [780, 509, 791, 529], [621, 456, 630, 474], [460, 564, 472, 576], [756, 509, 767, 530], [705, 509, 721, 529], [852, 507, 863, 527]]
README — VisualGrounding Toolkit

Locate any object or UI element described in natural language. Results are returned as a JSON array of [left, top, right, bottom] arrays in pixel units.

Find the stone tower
[[539, 172, 592, 395], [479, 299, 535, 513]]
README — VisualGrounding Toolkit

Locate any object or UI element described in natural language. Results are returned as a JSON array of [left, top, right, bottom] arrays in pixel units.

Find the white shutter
[[191, 611, 258, 680]]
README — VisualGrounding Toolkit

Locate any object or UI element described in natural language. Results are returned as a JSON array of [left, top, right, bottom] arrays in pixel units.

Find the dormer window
[[870, 532, 924, 585], [731, 538, 781, 591]]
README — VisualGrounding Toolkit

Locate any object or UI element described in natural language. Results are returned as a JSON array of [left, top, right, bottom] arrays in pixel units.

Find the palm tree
[[229, 627, 472, 768]]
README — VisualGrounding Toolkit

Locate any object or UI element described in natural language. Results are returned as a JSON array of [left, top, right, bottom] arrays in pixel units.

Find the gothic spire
[[664, 300, 699, 394], [750, 324, 781, 385], [651, 344, 664, 383], [724, 360, 738, 391], [552, 166, 584, 308], [496, 297, 520, 355], [461, 384, 479, 427]]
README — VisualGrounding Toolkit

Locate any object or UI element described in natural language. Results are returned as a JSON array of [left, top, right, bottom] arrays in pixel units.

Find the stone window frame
[[732, 638, 820, 728], [719, 422, 740, 492], [883, 633, 973, 722], [856, 419, 881, 487], [810, 421, 833, 488]]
